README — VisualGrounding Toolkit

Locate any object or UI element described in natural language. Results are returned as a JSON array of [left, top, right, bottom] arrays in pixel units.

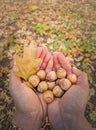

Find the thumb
[[9, 65, 21, 89]]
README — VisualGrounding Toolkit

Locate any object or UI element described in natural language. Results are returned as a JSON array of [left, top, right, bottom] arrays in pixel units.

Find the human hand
[[36, 47, 53, 73], [48, 52, 92, 130], [9, 47, 52, 130]]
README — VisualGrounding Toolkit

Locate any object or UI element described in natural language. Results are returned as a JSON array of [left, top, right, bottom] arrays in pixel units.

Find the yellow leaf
[[14, 44, 41, 81], [25, 81, 33, 88]]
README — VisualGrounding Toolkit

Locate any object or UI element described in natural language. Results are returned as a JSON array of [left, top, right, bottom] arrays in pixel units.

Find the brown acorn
[[56, 79, 60, 85], [37, 70, 46, 80], [43, 90, 54, 103], [46, 71, 57, 81], [67, 73, 77, 84], [37, 81, 48, 93], [53, 85, 64, 97], [56, 68, 66, 79], [47, 81, 55, 90], [29, 75, 40, 87], [59, 78, 71, 91]]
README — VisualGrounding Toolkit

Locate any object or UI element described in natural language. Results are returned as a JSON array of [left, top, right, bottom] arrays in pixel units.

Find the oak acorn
[[29, 75, 40, 87], [37, 70, 46, 80], [37, 81, 48, 93], [59, 78, 71, 91], [43, 90, 54, 103], [46, 71, 57, 81], [56, 68, 66, 79], [53, 85, 64, 97], [67, 74, 77, 84], [47, 81, 55, 90]]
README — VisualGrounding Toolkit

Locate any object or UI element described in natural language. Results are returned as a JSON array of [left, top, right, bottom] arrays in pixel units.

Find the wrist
[[13, 112, 43, 130], [79, 116, 93, 130], [53, 115, 93, 130], [63, 115, 93, 130]]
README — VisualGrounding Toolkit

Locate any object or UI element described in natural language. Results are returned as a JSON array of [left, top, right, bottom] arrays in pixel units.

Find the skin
[[9, 48, 93, 130], [36, 47, 52, 72]]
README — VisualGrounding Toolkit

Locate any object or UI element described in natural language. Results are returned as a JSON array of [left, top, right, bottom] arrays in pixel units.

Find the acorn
[[53, 85, 64, 97], [67, 74, 77, 84], [59, 78, 71, 91], [56, 68, 66, 79], [46, 71, 57, 81], [43, 90, 54, 103], [37, 81, 48, 93], [29, 75, 40, 87], [56, 79, 60, 85], [47, 81, 55, 90], [37, 70, 46, 80]]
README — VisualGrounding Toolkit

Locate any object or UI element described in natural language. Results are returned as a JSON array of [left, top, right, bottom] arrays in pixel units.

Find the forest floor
[[0, 0, 96, 130]]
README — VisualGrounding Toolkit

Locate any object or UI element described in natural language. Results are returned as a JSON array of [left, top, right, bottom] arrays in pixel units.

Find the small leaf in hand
[[14, 44, 41, 81]]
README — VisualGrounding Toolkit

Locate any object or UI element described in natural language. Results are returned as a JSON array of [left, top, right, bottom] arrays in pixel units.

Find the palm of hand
[[12, 83, 43, 115], [48, 84, 89, 130]]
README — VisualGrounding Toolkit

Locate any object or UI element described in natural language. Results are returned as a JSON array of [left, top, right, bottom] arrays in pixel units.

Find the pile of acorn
[[28, 68, 77, 103]]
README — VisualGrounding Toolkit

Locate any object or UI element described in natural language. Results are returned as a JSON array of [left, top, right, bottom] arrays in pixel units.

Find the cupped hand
[[9, 47, 52, 130], [48, 52, 91, 130], [9, 65, 46, 130]]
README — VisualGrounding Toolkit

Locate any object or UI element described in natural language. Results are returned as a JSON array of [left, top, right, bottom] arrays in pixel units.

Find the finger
[[38, 47, 48, 69], [38, 94, 47, 118], [57, 52, 71, 74], [53, 52, 61, 71], [72, 67, 89, 90], [41, 52, 51, 70], [46, 57, 53, 73], [36, 47, 43, 58]]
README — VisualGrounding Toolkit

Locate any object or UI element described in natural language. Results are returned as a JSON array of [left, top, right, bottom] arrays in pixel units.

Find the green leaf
[[53, 41, 60, 50], [57, 33, 66, 40], [64, 39, 74, 50], [4, 80, 9, 87], [88, 88, 95, 100], [33, 24, 49, 35], [14, 15, 18, 21], [89, 111, 96, 122], [30, 5, 38, 11]]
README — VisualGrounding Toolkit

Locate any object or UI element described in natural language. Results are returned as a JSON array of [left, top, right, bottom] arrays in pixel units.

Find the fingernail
[[73, 66, 77, 69], [14, 61, 16, 66]]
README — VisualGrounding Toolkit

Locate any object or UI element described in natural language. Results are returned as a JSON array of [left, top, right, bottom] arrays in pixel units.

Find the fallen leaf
[[14, 44, 41, 81]]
